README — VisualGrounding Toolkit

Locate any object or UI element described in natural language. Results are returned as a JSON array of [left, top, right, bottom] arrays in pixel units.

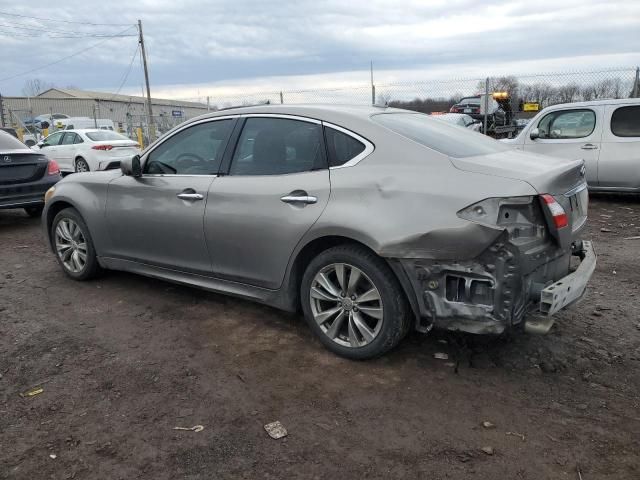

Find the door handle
[[280, 194, 317, 205], [177, 192, 204, 201], [581, 143, 598, 150]]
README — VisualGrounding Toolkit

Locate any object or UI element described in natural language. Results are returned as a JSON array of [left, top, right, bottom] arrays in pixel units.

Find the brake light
[[92, 144, 113, 150], [540, 194, 568, 229], [47, 159, 60, 175]]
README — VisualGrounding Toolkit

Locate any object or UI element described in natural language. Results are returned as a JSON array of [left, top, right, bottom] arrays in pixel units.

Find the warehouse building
[[0, 88, 208, 135]]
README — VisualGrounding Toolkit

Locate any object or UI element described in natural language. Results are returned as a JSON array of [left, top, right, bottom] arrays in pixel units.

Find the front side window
[[145, 119, 234, 175], [44, 132, 64, 146], [537, 109, 596, 139], [229, 117, 324, 175], [611, 106, 640, 137], [324, 126, 366, 167], [61, 133, 76, 145]]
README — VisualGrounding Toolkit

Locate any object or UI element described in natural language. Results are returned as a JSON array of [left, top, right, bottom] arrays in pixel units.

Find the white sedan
[[35, 129, 140, 173]]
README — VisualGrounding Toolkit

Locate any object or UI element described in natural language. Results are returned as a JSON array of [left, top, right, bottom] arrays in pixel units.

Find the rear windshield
[[0, 131, 28, 150], [85, 131, 129, 141], [372, 113, 508, 158]]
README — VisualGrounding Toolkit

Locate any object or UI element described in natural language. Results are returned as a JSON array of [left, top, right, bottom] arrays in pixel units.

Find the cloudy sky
[[0, 0, 638, 100]]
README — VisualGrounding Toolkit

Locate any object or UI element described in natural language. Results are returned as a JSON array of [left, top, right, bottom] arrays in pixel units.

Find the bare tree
[[556, 83, 581, 103], [22, 78, 54, 97]]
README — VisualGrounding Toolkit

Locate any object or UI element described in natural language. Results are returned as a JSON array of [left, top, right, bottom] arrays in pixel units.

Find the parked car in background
[[36, 129, 140, 173], [502, 98, 640, 192], [52, 117, 115, 131], [432, 113, 482, 131], [0, 130, 61, 217], [43, 105, 595, 359]]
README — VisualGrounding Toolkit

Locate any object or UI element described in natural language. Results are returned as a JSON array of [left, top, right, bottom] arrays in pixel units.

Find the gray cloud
[[0, 0, 638, 96]]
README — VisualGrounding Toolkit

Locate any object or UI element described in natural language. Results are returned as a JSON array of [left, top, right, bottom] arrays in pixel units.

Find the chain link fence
[[2, 66, 638, 143]]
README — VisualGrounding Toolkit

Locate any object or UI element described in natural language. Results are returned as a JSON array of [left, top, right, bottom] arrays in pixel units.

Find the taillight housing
[[47, 159, 60, 175], [92, 144, 113, 151], [540, 194, 568, 229]]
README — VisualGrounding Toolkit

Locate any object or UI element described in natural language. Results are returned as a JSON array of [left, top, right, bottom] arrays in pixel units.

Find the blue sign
[[171, 110, 183, 117]]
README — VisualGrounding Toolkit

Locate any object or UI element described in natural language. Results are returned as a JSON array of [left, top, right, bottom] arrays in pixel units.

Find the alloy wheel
[[54, 218, 88, 273], [76, 159, 89, 172], [309, 263, 384, 348]]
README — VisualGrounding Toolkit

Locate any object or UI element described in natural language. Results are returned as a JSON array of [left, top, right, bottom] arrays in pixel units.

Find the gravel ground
[[1, 195, 639, 480]]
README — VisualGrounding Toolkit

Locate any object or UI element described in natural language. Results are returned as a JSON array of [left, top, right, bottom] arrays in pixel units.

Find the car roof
[[543, 98, 640, 109], [193, 103, 393, 121]]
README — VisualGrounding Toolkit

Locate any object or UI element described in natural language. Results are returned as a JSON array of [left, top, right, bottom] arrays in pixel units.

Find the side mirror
[[121, 155, 142, 178], [39, 141, 47, 148], [529, 127, 540, 140]]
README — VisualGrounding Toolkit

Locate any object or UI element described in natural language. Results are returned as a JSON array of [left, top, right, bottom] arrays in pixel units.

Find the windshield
[[372, 112, 508, 158], [86, 131, 130, 142], [0, 131, 28, 150]]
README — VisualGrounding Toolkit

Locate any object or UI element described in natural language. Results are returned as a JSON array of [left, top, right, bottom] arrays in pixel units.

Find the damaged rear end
[[399, 152, 596, 335]]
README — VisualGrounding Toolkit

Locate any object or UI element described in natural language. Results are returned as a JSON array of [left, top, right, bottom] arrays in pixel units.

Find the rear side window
[[536, 109, 596, 139], [611, 106, 640, 137], [61, 133, 76, 145], [372, 113, 508, 158], [324, 127, 366, 167], [229, 117, 325, 176]]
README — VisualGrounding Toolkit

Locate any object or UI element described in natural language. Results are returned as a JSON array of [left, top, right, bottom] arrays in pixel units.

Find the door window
[[144, 119, 234, 175], [229, 117, 325, 175], [60, 133, 77, 145], [610, 106, 640, 137], [536, 109, 596, 139], [324, 126, 366, 167], [44, 132, 64, 146]]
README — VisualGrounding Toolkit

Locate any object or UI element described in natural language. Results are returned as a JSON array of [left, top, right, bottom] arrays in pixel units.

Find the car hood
[[449, 150, 585, 195]]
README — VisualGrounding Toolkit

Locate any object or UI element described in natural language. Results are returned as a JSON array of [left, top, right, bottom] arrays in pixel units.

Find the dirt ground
[[1, 195, 639, 480]]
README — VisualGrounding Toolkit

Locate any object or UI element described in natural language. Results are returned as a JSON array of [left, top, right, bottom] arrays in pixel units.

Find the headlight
[[44, 186, 56, 203]]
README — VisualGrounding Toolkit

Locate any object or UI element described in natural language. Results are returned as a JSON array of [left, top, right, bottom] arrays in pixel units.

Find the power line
[[0, 21, 137, 37], [109, 44, 140, 99], [0, 25, 138, 83], [0, 10, 134, 27]]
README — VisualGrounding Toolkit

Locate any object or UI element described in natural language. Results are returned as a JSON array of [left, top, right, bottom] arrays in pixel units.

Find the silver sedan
[[42, 105, 595, 359]]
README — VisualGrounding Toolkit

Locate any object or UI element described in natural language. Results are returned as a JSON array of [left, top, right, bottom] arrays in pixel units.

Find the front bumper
[[396, 238, 596, 335]]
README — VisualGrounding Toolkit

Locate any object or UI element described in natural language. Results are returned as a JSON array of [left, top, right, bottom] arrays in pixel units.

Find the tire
[[75, 157, 90, 173], [300, 244, 411, 359], [24, 205, 43, 218], [51, 207, 102, 280]]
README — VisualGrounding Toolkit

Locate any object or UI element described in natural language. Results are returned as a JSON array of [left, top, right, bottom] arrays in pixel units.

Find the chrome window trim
[[142, 174, 218, 178], [240, 113, 321, 124], [322, 121, 375, 169]]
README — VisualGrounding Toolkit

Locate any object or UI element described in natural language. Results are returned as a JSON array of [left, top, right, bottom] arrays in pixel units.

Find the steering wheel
[[174, 152, 204, 169]]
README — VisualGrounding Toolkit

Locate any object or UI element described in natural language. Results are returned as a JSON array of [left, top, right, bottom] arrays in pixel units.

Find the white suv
[[502, 98, 640, 192]]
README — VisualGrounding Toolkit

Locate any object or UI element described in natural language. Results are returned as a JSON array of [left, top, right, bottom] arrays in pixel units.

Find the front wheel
[[301, 245, 411, 359], [51, 208, 102, 280]]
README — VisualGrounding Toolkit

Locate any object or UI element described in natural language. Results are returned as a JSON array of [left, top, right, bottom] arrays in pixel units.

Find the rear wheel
[[75, 157, 90, 173], [24, 205, 43, 218], [301, 245, 411, 359], [51, 208, 101, 280]]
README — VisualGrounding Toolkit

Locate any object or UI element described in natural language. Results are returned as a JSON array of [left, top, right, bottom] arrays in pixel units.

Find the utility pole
[[138, 19, 155, 142], [370, 61, 375, 105]]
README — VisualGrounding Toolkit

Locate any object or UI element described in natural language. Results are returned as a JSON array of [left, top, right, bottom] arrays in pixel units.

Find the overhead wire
[[0, 25, 138, 82], [0, 10, 134, 27]]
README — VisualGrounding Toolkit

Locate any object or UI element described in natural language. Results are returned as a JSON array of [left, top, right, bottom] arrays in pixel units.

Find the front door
[[40, 131, 65, 168], [104, 118, 236, 274], [204, 116, 330, 289], [523, 106, 603, 186], [57, 132, 78, 171]]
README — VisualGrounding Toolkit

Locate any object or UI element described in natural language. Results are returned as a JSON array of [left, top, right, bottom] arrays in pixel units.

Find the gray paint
[[43, 104, 594, 334]]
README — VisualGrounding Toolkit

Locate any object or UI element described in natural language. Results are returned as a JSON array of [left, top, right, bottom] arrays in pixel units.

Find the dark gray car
[[42, 105, 596, 359], [0, 130, 61, 217]]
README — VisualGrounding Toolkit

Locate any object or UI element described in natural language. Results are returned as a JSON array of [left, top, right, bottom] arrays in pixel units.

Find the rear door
[[597, 104, 640, 189], [105, 118, 236, 274], [523, 106, 604, 186], [204, 115, 330, 289]]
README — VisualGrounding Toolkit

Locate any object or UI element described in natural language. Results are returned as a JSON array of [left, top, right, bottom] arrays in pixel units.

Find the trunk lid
[[0, 150, 48, 184], [449, 150, 586, 196]]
